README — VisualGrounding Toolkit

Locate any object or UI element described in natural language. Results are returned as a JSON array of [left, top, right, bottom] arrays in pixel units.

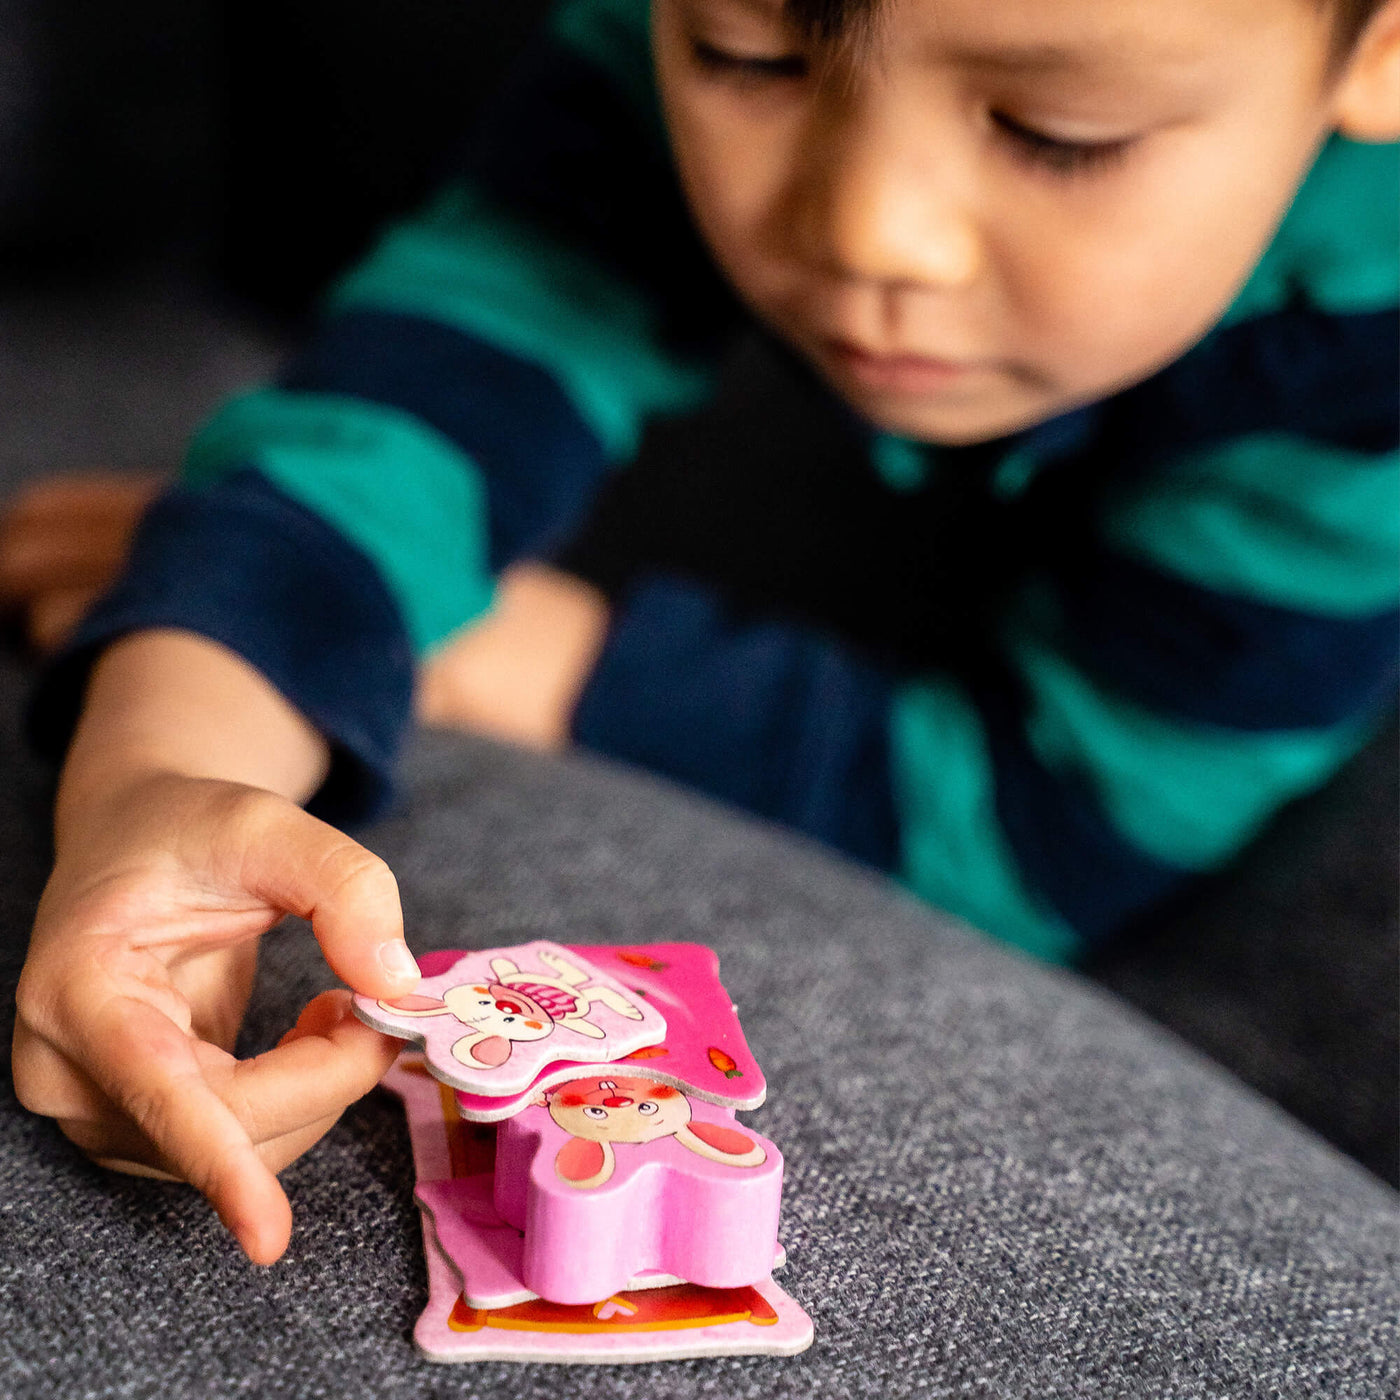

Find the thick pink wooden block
[[416, 1173, 788, 1310], [493, 1075, 783, 1305]]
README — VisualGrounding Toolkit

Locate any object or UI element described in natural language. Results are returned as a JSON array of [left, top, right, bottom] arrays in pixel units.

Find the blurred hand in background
[[0, 473, 161, 653]]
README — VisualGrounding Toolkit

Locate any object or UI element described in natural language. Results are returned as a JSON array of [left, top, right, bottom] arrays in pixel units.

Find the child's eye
[[689, 38, 807, 83], [991, 112, 1135, 177]]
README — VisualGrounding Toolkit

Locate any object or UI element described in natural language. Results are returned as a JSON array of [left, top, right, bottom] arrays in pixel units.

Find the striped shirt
[[36, 0, 1399, 961]]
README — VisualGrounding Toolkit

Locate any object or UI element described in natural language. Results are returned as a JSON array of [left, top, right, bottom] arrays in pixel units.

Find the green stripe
[[1224, 136, 1398, 324], [891, 677, 1082, 964], [330, 183, 712, 465], [549, 0, 661, 129], [186, 388, 493, 654], [1010, 627, 1373, 870], [1103, 434, 1400, 615]]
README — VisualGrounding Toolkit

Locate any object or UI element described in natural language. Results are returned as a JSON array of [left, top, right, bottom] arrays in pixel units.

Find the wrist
[[55, 630, 331, 849]]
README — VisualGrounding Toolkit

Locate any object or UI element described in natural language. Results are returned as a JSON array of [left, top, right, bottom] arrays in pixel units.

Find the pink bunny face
[[355, 943, 668, 1096], [442, 982, 556, 1046], [546, 1077, 691, 1146]]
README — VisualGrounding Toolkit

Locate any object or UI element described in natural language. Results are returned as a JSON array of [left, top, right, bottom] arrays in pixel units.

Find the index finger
[[84, 992, 294, 1264]]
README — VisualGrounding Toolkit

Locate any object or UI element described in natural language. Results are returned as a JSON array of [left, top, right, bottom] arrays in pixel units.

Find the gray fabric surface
[[2, 700, 1398, 1398]]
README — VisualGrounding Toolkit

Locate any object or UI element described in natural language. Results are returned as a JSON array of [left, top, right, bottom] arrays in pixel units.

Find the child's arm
[[13, 628, 419, 1263], [15, 2, 697, 1220]]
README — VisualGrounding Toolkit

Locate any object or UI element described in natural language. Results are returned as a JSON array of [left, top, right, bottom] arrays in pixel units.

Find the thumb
[[231, 797, 419, 1000]]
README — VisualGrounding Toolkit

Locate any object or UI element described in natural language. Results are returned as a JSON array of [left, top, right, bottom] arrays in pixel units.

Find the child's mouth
[[825, 339, 977, 395]]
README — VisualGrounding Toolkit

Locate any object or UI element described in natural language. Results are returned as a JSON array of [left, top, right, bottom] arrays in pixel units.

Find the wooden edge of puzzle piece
[[416, 1210, 813, 1366]]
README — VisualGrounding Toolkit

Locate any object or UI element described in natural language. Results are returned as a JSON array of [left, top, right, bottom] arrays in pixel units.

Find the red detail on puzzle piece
[[616, 951, 670, 971], [446, 1282, 780, 1335], [503, 980, 581, 1022]]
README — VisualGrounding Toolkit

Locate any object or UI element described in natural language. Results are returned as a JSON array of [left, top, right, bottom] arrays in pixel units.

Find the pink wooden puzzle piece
[[451, 943, 766, 1122], [416, 1173, 789, 1310], [492, 1075, 783, 1305], [354, 941, 667, 1096], [383, 1052, 810, 1363], [414, 1216, 813, 1366]]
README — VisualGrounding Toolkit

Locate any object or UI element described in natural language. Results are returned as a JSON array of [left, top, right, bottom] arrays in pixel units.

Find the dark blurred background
[[0, 0, 549, 310], [0, 0, 1395, 1186]]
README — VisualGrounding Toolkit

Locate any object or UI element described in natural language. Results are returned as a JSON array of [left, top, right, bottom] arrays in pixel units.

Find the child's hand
[[0, 473, 162, 652], [418, 562, 610, 749], [12, 770, 416, 1264]]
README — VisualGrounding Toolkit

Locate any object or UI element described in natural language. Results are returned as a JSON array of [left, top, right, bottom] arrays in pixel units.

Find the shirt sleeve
[[29, 0, 736, 825]]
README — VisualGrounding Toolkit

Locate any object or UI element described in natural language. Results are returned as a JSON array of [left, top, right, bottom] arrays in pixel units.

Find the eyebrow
[[700, 0, 793, 22], [945, 40, 1173, 75], [950, 43, 1095, 72], [939, 32, 1215, 85]]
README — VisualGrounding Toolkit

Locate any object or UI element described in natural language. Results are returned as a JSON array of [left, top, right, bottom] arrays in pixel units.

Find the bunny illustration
[[542, 1076, 767, 1189], [378, 949, 644, 1069]]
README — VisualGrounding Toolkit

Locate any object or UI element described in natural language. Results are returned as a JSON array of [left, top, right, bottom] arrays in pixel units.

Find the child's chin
[[841, 384, 1043, 447]]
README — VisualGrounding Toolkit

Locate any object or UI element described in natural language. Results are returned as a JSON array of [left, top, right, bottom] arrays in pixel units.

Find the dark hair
[[784, 0, 1387, 55]]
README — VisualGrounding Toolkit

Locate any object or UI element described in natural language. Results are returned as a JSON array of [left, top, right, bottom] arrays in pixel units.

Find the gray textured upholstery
[[1, 703, 1397, 1397]]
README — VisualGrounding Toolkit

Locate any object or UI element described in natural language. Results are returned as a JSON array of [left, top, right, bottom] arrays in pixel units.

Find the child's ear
[[1331, 0, 1400, 141]]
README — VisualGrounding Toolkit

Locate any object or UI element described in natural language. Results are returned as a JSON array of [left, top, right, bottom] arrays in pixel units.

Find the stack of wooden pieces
[[357, 940, 814, 1364]]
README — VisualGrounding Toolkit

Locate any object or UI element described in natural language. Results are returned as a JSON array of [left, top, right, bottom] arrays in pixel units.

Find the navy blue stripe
[[1100, 306, 1398, 469], [571, 573, 900, 871], [456, 37, 739, 361], [27, 469, 414, 827], [1059, 550, 1400, 731], [279, 307, 610, 570], [973, 679, 1192, 945]]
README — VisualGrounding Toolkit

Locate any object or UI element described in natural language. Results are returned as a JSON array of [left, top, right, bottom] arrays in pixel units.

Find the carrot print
[[617, 951, 669, 971], [708, 1047, 743, 1079]]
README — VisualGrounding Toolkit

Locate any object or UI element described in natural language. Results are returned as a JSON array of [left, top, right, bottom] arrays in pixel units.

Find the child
[[10, 0, 1398, 1264]]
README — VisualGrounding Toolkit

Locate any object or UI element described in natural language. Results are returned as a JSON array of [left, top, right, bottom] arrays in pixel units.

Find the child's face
[[653, 0, 1376, 443]]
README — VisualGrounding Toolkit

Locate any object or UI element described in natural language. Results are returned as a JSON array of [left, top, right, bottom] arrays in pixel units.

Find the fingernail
[[378, 940, 420, 986]]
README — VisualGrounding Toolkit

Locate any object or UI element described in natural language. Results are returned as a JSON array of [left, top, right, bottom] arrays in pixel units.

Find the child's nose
[[796, 100, 982, 292]]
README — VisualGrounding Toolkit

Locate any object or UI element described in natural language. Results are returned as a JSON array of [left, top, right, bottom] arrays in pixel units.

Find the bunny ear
[[555, 1138, 614, 1188], [674, 1122, 767, 1169], [377, 994, 450, 1016]]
